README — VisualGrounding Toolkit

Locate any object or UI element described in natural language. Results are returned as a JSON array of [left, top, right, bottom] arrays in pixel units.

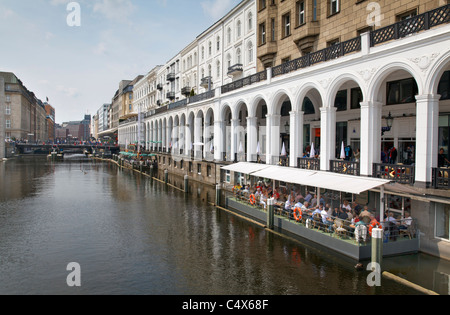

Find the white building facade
[[119, 4, 450, 259]]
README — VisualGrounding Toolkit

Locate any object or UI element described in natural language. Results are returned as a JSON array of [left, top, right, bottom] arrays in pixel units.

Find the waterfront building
[[97, 103, 110, 135], [59, 115, 91, 142], [118, 1, 450, 259], [0, 77, 5, 159], [0, 72, 49, 143], [44, 103, 55, 142], [92, 113, 99, 140], [133, 66, 163, 113]]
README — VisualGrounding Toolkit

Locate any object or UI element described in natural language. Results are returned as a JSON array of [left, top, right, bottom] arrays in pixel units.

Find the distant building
[[0, 71, 49, 142], [58, 114, 91, 142], [44, 103, 55, 142]]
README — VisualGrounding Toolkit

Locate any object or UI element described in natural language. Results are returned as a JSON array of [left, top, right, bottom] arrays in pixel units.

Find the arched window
[[248, 41, 253, 63], [227, 27, 232, 44], [237, 20, 242, 38], [227, 53, 232, 68], [216, 61, 221, 78], [248, 12, 253, 31], [208, 64, 212, 77], [208, 41, 212, 56], [216, 36, 220, 52], [201, 47, 205, 60], [236, 48, 242, 64]]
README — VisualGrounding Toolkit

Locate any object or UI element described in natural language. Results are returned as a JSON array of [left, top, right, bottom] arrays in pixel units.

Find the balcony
[[330, 160, 360, 176], [181, 86, 191, 97], [432, 168, 450, 189], [200, 76, 213, 89], [293, 21, 320, 54], [166, 91, 175, 100], [156, 100, 162, 106], [227, 64, 243, 77], [297, 157, 320, 170], [166, 72, 176, 81], [372, 163, 415, 185]]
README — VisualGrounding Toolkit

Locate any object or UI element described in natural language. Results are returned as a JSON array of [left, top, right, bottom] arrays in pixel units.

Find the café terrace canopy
[[221, 162, 391, 195]]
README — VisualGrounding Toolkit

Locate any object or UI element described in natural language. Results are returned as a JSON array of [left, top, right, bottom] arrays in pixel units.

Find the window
[[5, 104, 11, 115], [335, 90, 347, 111], [227, 54, 232, 69], [297, 1, 305, 26], [236, 48, 242, 64], [271, 18, 276, 41], [237, 20, 242, 38], [283, 13, 291, 37], [227, 27, 232, 45], [259, 22, 266, 45], [351, 87, 363, 109], [201, 47, 205, 60], [248, 12, 253, 31], [259, 0, 266, 11], [248, 41, 254, 63], [313, 0, 317, 21], [397, 9, 417, 21], [387, 78, 418, 105], [438, 70, 450, 100], [217, 37, 220, 52], [330, 0, 339, 15], [208, 41, 212, 56], [6, 95, 11, 102], [216, 61, 221, 78], [6, 120, 11, 129], [197, 163, 202, 175], [225, 170, 231, 183]]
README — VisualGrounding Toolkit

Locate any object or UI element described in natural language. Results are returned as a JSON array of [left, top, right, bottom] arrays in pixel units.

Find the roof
[[221, 162, 391, 195]]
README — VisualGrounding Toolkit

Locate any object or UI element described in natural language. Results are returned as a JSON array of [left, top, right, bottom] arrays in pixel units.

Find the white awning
[[222, 163, 391, 195], [220, 162, 272, 175]]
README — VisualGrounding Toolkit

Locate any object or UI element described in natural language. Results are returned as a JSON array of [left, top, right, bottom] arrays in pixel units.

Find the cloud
[[93, 42, 107, 55], [0, 7, 15, 18], [93, 0, 136, 23], [201, 0, 235, 21], [49, 0, 71, 5], [56, 85, 80, 98]]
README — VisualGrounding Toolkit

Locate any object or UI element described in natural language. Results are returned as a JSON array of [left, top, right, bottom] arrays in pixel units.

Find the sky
[[0, 0, 241, 124]]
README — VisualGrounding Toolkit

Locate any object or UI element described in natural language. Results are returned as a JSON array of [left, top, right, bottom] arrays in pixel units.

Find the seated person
[[338, 208, 348, 221], [399, 211, 412, 230]]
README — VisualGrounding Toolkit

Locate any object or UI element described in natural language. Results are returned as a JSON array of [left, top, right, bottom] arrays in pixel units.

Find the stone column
[[360, 101, 382, 176], [320, 106, 337, 171], [289, 111, 303, 168], [267, 114, 281, 165], [247, 116, 257, 162], [230, 118, 240, 162], [214, 120, 224, 161], [185, 123, 192, 158], [415, 94, 440, 187], [0, 78, 5, 159], [194, 117, 202, 160]]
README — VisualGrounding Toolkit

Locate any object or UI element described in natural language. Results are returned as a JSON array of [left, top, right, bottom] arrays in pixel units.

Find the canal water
[[0, 157, 449, 295]]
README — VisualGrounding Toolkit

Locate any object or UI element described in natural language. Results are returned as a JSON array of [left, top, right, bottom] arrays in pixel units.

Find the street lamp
[[382, 112, 394, 136], [285, 121, 290, 134]]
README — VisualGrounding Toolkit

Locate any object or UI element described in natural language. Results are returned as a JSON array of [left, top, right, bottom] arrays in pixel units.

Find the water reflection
[[0, 158, 449, 295]]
